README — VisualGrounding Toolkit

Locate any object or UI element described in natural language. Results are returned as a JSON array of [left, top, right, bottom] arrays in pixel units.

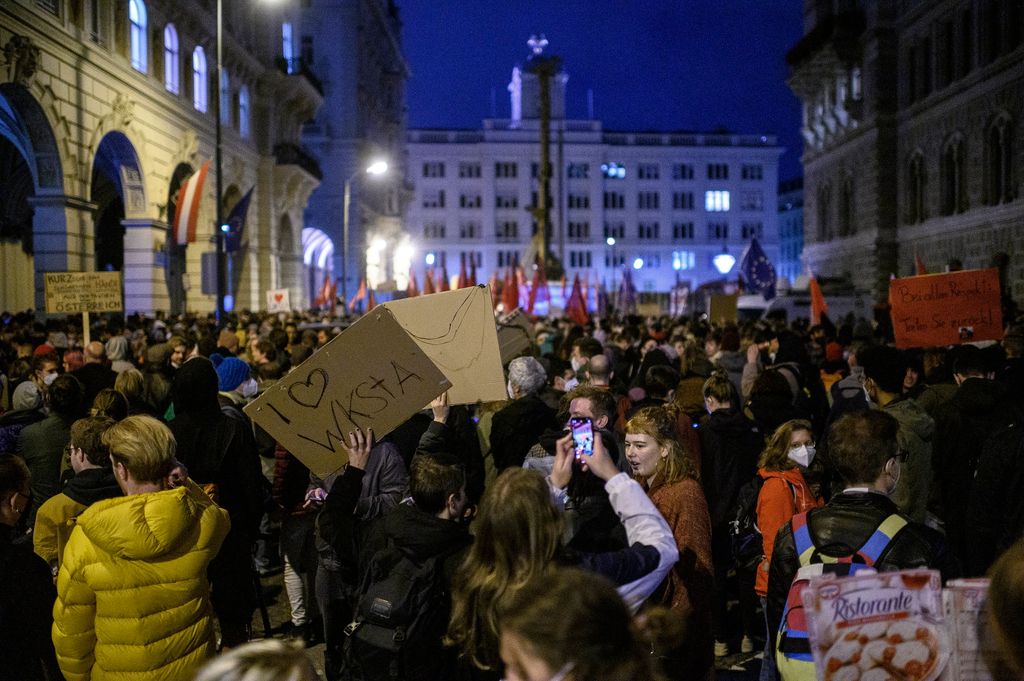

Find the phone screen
[[569, 417, 594, 457]]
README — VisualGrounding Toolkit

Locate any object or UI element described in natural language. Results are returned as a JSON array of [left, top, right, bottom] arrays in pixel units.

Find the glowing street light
[[342, 159, 390, 302], [713, 252, 736, 275]]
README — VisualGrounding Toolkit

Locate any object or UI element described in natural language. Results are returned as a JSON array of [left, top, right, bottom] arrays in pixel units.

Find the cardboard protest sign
[[266, 288, 291, 313], [383, 285, 507, 405], [708, 294, 738, 323], [44, 272, 123, 313], [496, 308, 534, 365], [889, 269, 1003, 348], [244, 307, 450, 477]]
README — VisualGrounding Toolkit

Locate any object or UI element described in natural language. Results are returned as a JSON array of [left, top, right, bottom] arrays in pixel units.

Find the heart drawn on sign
[[274, 293, 284, 303], [287, 368, 328, 409]]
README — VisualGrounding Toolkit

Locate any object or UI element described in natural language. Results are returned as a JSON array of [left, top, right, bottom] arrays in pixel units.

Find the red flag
[[367, 288, 377, 311], [526, 262, 549, 315], [809, 274, 829, 326], [438, 265, 450, 292], [173, 160, 211, 245], [488, 270, 500, 309], [914, 254, 928, 276], [406, 270, 420, 298], [328, 278, 337, 316], [565, 273, 590, 326], [313, 273, 329, 307], [501, 268, 515, 311], [469, 258, 478, 287], [423, 268, 436, 295], [348, 278, 367, 313], [582, 272, 590, 309], [457, 255, 469, 289]]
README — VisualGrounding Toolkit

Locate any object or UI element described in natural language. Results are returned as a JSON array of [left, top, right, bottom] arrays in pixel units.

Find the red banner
[[888, 268, 1003, 348]]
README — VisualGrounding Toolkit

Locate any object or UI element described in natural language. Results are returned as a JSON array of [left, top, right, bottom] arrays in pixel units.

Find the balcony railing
[[275, 57, 323, 95], [274, 143, 323, 180]]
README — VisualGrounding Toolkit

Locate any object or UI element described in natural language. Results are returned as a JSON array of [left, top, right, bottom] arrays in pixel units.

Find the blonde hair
[[101, 415, 175, 483], [626, 405, 696, 488], [446, 468, 563, 671], [114, 367, 145, 403], [758, 419, 814, 471], [985, 539, 1024, 679], [702, 368, 733, 403], [193, 640, 318, 681]]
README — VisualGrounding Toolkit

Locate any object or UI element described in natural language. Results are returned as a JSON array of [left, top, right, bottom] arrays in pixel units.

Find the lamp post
[[341, 160, 388, 304], [214, 0, 225, 322]]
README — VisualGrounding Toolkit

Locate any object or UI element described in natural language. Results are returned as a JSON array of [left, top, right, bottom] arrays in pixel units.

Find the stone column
[[27, 193, 95, 312], [122, 218, 170, 314]]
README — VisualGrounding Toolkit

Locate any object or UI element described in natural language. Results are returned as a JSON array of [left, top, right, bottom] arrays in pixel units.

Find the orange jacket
[[754, 466, 824, 596]]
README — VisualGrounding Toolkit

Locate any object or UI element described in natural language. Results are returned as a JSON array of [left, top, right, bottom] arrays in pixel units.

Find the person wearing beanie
[[0, 382, 46, 454], [211, 354, 257, 418]]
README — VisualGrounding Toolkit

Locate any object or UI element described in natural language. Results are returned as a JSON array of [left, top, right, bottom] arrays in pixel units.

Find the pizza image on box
[[803, 569, 951, 681]]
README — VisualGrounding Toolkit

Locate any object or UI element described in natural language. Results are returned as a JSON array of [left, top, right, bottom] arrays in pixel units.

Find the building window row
[[569, 251, 593, 268], [568, 221, 590, 240]]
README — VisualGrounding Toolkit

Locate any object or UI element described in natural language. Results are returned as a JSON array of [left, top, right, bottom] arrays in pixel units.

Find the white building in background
[[404, 40, 783, 303]]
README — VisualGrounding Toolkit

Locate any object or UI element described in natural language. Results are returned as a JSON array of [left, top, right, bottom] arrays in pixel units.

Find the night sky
[[400, 1, 806, 180]]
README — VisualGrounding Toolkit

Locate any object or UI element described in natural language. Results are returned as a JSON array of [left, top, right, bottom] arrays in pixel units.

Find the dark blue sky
[[400, 1, 806, 180]]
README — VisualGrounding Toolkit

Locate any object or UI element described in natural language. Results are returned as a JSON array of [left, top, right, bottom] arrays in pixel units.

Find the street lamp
[[342, 159, 389, 303]]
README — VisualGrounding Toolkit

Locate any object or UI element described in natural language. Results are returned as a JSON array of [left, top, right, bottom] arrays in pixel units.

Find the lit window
[[705, 190, 731, 212], [129, 0, 148, 73], [163, 24, 179, 93], [238, 85, 250, 139], [192, 46, 208, 112], [220, 70, 230, 126], [282, 22, 295, 72]]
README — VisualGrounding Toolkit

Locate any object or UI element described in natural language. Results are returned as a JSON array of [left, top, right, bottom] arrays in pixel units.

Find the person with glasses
[[0, 454, 62, 681]]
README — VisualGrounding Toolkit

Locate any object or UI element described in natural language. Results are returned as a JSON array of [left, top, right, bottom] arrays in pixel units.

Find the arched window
[[816, 183, 832, 242], [985, 115, 1014, 205], [219, 70, 231, 125], [163, 24, 179, 93], [940, 135, 966, 215], [129, 0, 147, 72], [238, 85, 251, 139], [282, 22, 295, 72], [907, 152, 926, 224], [193, 46, 208, 112]]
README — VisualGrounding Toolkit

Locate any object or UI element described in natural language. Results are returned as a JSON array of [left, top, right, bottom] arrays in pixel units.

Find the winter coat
[[698, 408, 763, 530], [489, 394, 557, 471], [766, 491, 956, 641], [646, 477, 714, 681], [754, 466, 824, 596], [33, 466, 122, 572], [966, 420, 1024, 576], [17, 412, 74, 524], [0, 523, 61, 681], [880, 397, 934, 523], [53, 481, 229, 681], [70, 363, 117, 411], [0, 405, 45, 454], [714, 350, 746, 402]]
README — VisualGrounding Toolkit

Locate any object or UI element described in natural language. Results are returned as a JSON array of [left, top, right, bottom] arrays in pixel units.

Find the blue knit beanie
[[214, 356, 251, 392]]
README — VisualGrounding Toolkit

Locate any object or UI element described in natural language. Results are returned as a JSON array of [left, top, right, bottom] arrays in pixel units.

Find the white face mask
[[43, 372, 58, 386], [239, 378, 258, 398], [570, 356, 586, 372], [788, 444, 816, 468]]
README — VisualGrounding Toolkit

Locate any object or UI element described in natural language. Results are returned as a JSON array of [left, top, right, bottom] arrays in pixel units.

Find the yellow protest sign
[[44, 272, 123, 314]]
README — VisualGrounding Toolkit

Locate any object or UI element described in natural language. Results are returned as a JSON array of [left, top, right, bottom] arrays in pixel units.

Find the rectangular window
[[568, 251, 593, 268], [672, 192, 694, 210], [460, 251, 482, 267], [637, 222, 660, 239], [422, 222, 446, 239], [568, 221, 591, 240], [672, 222, 694, 240], [422, 190, 445, 209], [568, 194, 590, 210], [672, 163, 694, 180], [496, 221, 518, 241], [741, 222, 763, 239], [495, 194, 518, 209], [707, 163, 729, 180], [705, 190, 731, 212], [740, 191, 763, 211], [707, 221, 729, 239], [497, 251, 518, 268], [459, 194, 481, 209], [603, 222, 625, 240], [567, 163, 590, 179], [637, 191, 660, 210], [741, 164, 764, 180], [422, 162, 445, 178], [495, 162, 518, 178], [672, 250, 696, 270], [637, 163, 660, 180], [458, 162, 481, 178], [459, 221, 480, 239], [603, 191, 625, 210]]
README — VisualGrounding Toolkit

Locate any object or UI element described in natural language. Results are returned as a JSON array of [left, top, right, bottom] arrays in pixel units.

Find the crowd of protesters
[[1, 304, 1024, 681]]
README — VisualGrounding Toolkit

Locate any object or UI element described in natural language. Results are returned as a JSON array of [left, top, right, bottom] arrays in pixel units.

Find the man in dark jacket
[[319, 431, 471, 681], [0, 454, 62, 681], [966, 420, 1024, 576], [767, 410, 957, 639], [490, 357, 557, 471], [71, 341, 117, 409]]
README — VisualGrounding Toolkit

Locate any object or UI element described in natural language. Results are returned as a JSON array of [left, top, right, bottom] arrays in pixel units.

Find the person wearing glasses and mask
[[0, 454, 62, 681], [765, 410, 958, 644]]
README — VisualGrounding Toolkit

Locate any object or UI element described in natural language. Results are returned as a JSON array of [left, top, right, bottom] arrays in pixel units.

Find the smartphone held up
[[569, 417, 594, 459]]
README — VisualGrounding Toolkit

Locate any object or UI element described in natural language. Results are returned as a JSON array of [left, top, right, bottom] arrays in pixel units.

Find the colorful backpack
[[775, 511, 908, 681]]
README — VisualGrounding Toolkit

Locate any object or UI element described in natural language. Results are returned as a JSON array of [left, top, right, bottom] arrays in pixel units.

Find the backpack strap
[[791, 512, 815, 566], [853, 514, 908, 565]]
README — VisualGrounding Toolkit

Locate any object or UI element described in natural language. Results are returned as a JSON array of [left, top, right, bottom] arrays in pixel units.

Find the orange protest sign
[[888, 268, 1003, 348]]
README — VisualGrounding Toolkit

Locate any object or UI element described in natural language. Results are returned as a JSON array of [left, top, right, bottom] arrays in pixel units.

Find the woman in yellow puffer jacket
[[52, 415, 230, 681]]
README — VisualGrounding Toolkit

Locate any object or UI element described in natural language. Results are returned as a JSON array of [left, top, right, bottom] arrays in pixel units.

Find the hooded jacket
[[699, 407, 763, 529], [754, 466, 824, 596], [53, 481, 229, 681], [33, 467, 122, 571], [881, 397, 934, 523]]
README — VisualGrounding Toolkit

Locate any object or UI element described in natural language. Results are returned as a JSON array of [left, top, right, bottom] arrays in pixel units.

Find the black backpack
[[729, 474, 795, 572], [342, 539, 457, 681]]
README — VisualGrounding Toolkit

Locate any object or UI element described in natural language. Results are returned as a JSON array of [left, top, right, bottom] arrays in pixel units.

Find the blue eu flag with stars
[[739, 238, 776, 300]]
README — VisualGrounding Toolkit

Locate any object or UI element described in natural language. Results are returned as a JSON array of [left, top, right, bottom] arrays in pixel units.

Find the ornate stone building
[[0, 0, 322, 315], [789, 0, 1023, 304]]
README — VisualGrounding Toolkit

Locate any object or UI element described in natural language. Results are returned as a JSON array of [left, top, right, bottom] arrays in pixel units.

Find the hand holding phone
[[569, 417, 594, 458]]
